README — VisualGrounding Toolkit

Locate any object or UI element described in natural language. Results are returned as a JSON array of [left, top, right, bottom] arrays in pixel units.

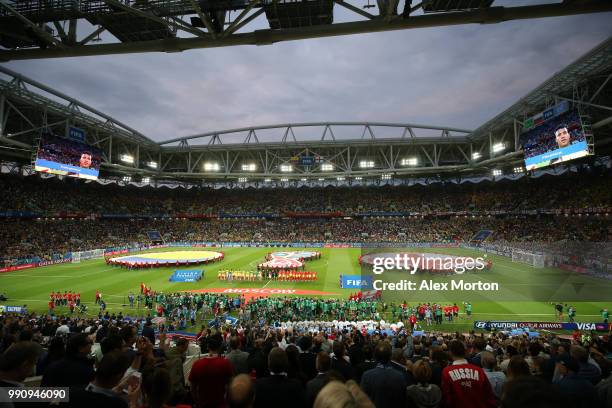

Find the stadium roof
[[0, 0, 610, 61], [1, 35, 611, 183], [469, 35, 612, 142]]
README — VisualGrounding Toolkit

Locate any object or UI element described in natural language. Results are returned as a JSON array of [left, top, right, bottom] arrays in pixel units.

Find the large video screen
[[520, 110, 590, 171], [34, 133, 102, 180]]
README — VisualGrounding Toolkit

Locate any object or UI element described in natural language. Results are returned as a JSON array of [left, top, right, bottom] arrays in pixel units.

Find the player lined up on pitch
[[47, 290, 86, 314], [218, 269, 318, 282]]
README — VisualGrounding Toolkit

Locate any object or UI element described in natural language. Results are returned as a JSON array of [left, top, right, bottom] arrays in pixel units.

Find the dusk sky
[[3, 2, 611, 142]]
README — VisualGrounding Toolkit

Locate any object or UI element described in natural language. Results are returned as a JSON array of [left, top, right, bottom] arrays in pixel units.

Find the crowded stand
[[0, 169, 611, 408], [0, 172, 610, 217], [0, 171, 610, 267], [1, 301, 612, 408]]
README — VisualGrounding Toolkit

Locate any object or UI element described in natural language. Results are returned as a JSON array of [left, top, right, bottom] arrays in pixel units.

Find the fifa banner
[[169, 270, 203, 282], [474, 321, 611, 332], [341, 275, 374, 289], [0, 305, 26, 314]]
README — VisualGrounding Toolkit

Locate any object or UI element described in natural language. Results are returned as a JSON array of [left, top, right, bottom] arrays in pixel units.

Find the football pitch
[[1, 246, 610, 333]]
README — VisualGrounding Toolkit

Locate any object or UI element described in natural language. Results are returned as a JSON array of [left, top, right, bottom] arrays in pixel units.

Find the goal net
[[511, 250, 545, 268]]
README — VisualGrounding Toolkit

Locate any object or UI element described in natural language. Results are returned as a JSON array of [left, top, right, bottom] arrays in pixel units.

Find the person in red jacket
[[409, 313, 417, 331], [441, 340, 496, 408]]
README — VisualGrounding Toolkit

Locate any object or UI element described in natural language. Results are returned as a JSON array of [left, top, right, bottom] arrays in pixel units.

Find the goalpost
[[511, 249, 545, 268]]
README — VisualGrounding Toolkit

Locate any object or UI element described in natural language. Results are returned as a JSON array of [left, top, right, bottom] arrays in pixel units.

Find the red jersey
[[441, 360, 496, 408], [189, 356, 233, 408]]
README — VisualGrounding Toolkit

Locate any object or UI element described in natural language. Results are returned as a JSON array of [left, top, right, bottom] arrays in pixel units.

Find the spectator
[[481, 351, 506, 400], [142, 320, 156, 346], [227, 336, 249, 376], [141, 367, 190, 408], [553, 354, 598, 408], [500, 376, 562, 408], [506, 356, 530, 382], [41, 333, 95, 388], [165, 337, 189, 404], [286, 345, 308, 384], [314, 380, 374, 408], [360, 341, 407, 408], [189, 334, 233, 408], [228, 374, 255, 408], [254, 347, 305, 408], [469, 337, 487, 367], [405, 359, 442, 408], [390, 347, 415, 386], [441, 340, 496, 408], [0, 341, 43, 388], [571, 345, 601, 385], [67, 351, 138, 408], [331, 341, 352, 381], [306, 351, 332, 408], [298, 335, 317, 381]]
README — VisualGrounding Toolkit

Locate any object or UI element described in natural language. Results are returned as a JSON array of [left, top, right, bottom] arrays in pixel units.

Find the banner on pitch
[[340, 275, 373, 289], [169, 270, 203, 282]]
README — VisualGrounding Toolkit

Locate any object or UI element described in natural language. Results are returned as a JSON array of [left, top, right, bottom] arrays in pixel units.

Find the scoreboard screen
[[520, 107, 590, 171], [34, 133, 102, 180]]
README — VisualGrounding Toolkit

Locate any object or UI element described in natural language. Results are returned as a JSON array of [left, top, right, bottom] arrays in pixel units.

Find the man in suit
[[227, 337, 249, 375], [330, 341, 353, 381], [306, 351, 332, 407], [360, 341, 407, 408], [255, 347, 304, 408], [390, 348, 415, 386], [298, 336, 317, 380]]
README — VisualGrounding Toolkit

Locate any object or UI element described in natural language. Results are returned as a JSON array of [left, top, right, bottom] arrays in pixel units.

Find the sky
[[2, 2, 612, 143]]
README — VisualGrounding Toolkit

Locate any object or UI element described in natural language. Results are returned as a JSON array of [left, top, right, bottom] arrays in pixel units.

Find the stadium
[[0, 1, 612, 408]]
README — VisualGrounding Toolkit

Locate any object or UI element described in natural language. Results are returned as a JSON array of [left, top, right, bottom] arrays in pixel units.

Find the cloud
[[3, 11, 611, 142]]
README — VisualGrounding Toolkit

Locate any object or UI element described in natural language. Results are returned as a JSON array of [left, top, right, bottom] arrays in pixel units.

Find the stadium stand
[[0, 171, 610, 267], [0, 170, 611, 408], [0, 306, 611, 407]]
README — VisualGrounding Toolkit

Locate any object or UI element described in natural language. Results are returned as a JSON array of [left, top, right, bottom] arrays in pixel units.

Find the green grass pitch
[[1, 246, 610, 333]]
